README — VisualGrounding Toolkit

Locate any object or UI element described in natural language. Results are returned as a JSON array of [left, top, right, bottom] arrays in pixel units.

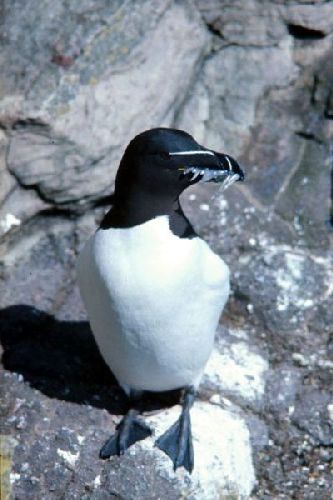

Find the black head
[[114, 128, 244, 202], [101, 128, 244, 230]]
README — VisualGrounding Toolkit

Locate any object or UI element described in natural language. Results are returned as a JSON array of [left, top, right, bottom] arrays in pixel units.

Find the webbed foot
[[100, 409, 152, 459], [155, 387, 195, 473]]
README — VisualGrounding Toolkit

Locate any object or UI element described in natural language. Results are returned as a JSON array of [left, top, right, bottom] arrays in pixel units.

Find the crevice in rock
[[35, 195, 115, 218], [93, 193, 115, 208], [36, 207, 76, 218], [219, 40, 280, 50], [325, 91, 333, 120], [311, 74, 319, 105], [12, 118, 50, 132], [287, 24, 326, 41], [295, 130, 323, 144], [205, 21, 224, 39], [0, 182, 18, 208], [6, 159, 104, 214], [4, 171, 54, 207]]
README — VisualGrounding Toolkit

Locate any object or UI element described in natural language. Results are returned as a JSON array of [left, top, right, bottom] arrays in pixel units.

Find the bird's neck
[[99, 190, 196, 238]]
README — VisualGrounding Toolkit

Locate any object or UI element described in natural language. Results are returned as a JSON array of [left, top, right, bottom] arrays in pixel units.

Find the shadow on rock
[[0, 305, 180, 414]]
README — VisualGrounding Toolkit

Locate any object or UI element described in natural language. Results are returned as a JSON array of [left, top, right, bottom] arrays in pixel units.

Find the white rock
[[77, 435, 85, 445], [230, 328, 249, 340], [199, 203, 210, 211], [10, 472, 21, 484], [57, 449, 79, 468], [317, 359, 333, 370], [246, 304, 254, 314], [0, 213, 21, 234], [274, 251, 320, 312], [203, 343, 268, 402], [93, 475, 101, 488], [209, 394, 222, 405], [222, 397, 232, 407], [292, 353, 309, 367], [327, 404, 333, 421], [140, 402, 255, 499]]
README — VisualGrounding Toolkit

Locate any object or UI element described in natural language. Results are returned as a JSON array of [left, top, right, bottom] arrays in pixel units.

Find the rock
[[235, 246, 331, 336], [274, 140, 331, 250], [0, 126, 50, 236], [2, 0, 209, 207], [194, 0, 286, 46], [0, 217, 77, 312], [0, 130, 14, 204], [140, 403, 255, 499], [245, 414, 269, 453], [0, 301, 256, 498], [281, 3, 333, 37], [0, 214, 259, 498], [202, 327, 268, 405], [1, 0, 333, 497], [265, 365, 303, 416], [0, 185, 48, 238], [177, 39, 298, 155], [327, 404, 333, 422], [0, 212, 21, 235], [0, 435, 18, 500], [291, 389, 333, 446]]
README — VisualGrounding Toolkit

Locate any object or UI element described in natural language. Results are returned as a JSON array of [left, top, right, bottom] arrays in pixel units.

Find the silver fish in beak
[[171, 149, 244, 189]]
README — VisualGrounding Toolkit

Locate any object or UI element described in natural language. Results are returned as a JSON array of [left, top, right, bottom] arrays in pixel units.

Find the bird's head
[[114, 128, 244, 201]]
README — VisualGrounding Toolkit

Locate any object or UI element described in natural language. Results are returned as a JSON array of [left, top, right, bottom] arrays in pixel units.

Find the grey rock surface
[[1, 0, 333, 498], [3, 0, 208, 207]]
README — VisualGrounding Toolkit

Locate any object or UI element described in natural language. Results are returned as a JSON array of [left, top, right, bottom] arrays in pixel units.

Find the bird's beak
[[171, 149, 245, 188], [211, 151, 245, 183]]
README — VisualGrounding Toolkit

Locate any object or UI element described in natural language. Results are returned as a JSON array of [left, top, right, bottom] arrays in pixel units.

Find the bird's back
[[77, 215, 229, 392]]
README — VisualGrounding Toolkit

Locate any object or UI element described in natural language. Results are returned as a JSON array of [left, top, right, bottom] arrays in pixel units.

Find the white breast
[[77, 216, 229, 392]]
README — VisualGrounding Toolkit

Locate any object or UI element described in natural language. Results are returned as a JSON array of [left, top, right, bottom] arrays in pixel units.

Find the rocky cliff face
[[0, 0, 332, 498]]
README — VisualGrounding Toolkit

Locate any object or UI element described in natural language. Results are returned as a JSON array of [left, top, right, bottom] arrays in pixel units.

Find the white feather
[[77, 216, 230, 393]]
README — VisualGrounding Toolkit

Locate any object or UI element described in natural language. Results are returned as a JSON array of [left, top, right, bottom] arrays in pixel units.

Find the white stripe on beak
[[169, 150, 215, 156], [224, 155, 232, 171]]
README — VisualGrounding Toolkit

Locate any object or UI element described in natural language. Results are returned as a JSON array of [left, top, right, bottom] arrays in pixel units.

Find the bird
[[76, 127, 244, 473]]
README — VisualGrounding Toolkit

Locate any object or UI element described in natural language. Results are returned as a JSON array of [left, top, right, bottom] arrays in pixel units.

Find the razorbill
[[77, 128, 244, 472]]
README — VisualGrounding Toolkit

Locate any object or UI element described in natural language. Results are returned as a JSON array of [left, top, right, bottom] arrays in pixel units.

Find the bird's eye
[[146, 152, 170, 161], [158, 152, 170, 160]]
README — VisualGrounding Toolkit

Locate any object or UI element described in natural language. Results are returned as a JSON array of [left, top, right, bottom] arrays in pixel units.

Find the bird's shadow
[[0, 305, 180, 415]]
